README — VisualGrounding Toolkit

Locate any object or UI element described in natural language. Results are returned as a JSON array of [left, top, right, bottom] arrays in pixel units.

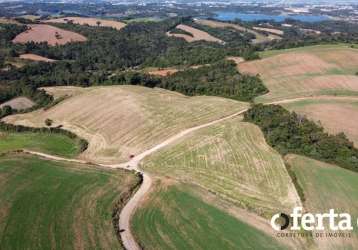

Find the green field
[[142, 117, 300, 217], [259, 44, 358, 58], [132, 182, 288, 250], [286, 154, 358, 249], [0, 132, 81, 157], [0, 155, 140, 250]]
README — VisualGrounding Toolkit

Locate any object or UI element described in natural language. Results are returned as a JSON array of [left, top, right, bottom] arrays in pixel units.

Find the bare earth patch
[[147, 68, 178, 76], [167, 24, 223, 43], [253, 26, 284, 35], [12, 24, 87, 46], [43, 17, 126, 30], [226, 56, 245, 65], [19, 53, 56, 63], [0, 97, 35, 110]]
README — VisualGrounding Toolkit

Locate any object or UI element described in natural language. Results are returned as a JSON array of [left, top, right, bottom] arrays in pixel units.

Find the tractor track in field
[[22, 108, 248, 250], [20, 95, 358, 250]]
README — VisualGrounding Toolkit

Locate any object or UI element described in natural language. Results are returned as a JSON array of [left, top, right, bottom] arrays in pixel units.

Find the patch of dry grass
[[43, 17, 126, 30], [142, 117, 301, 217], [4, 85, 249, 164], [238, 46, 358, 102], [281, 97, 358, 146]]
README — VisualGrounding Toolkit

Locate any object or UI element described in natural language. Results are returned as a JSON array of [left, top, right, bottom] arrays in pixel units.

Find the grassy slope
[[0, 155, 140, 250], [281, 98, 358, 146], [4, 85, 249, 164], [259, 44, 356, 58], [238, 45, 358, 102], [142, 117, 300, 217], [0, 132, 80, 157], [286, 154, 358, 249], [0, 132, 81, 157], [132, 182, 288, 250]]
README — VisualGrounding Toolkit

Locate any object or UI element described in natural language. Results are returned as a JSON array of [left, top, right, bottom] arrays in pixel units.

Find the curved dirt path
[[22, 108, 248, 250], [20, 95, 358, 250]]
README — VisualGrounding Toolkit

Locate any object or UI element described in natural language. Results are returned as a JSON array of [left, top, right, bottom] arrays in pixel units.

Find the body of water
[[214, 11, 329, 23]]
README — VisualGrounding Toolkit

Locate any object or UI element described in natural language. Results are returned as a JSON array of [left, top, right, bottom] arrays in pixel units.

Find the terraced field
[[281, 97, 358, 146], [238, 45, 358, 102], [132, 182, 289, 250], [0, 131, 82, 157], [4, 86, 249, 164], [0, 154, 140, 250], [142, 117, 300, 217], [286, 154, 358, 250]]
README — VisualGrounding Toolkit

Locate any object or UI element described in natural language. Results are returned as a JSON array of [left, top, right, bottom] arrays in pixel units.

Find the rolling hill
[[281, 97, 358, 146], [238, 45, 358, 102], [0, 154, 140, 249], [132, 181, 291, 250], [141, 116, 301, 217], [286, 154, 358, 250], [4, 85, 249, 164]]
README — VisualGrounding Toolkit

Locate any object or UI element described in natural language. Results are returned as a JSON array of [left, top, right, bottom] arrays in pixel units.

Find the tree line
[[244, 104, 358, 173], [108, 60, 267, 102]]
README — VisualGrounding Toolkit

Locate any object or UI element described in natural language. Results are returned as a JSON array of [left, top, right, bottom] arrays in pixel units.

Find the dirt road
[[20, 95, 358, 250], [22, 108, 248, 250]]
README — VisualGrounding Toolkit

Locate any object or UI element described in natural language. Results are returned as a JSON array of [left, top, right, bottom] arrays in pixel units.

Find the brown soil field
[[4, 86, 249, 164], [253, 27, 284, 35], [19, 53, 56, 63], [0, 97, 35, 110], [195, 19, 281, 44], [282, 97, 358, 146], [43, 17, 126, 30], [167, 24, 223, 43], [238, 46, 358, 102], [226, 56, 245, 65], [12, 24, 87, 46], [147, 68, 178, 76], [146, 64, 210, 76]]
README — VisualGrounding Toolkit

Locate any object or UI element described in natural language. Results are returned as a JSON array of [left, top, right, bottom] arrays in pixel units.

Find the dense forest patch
[[110, 60, 267, 101], [244, 104, 358, 172]]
